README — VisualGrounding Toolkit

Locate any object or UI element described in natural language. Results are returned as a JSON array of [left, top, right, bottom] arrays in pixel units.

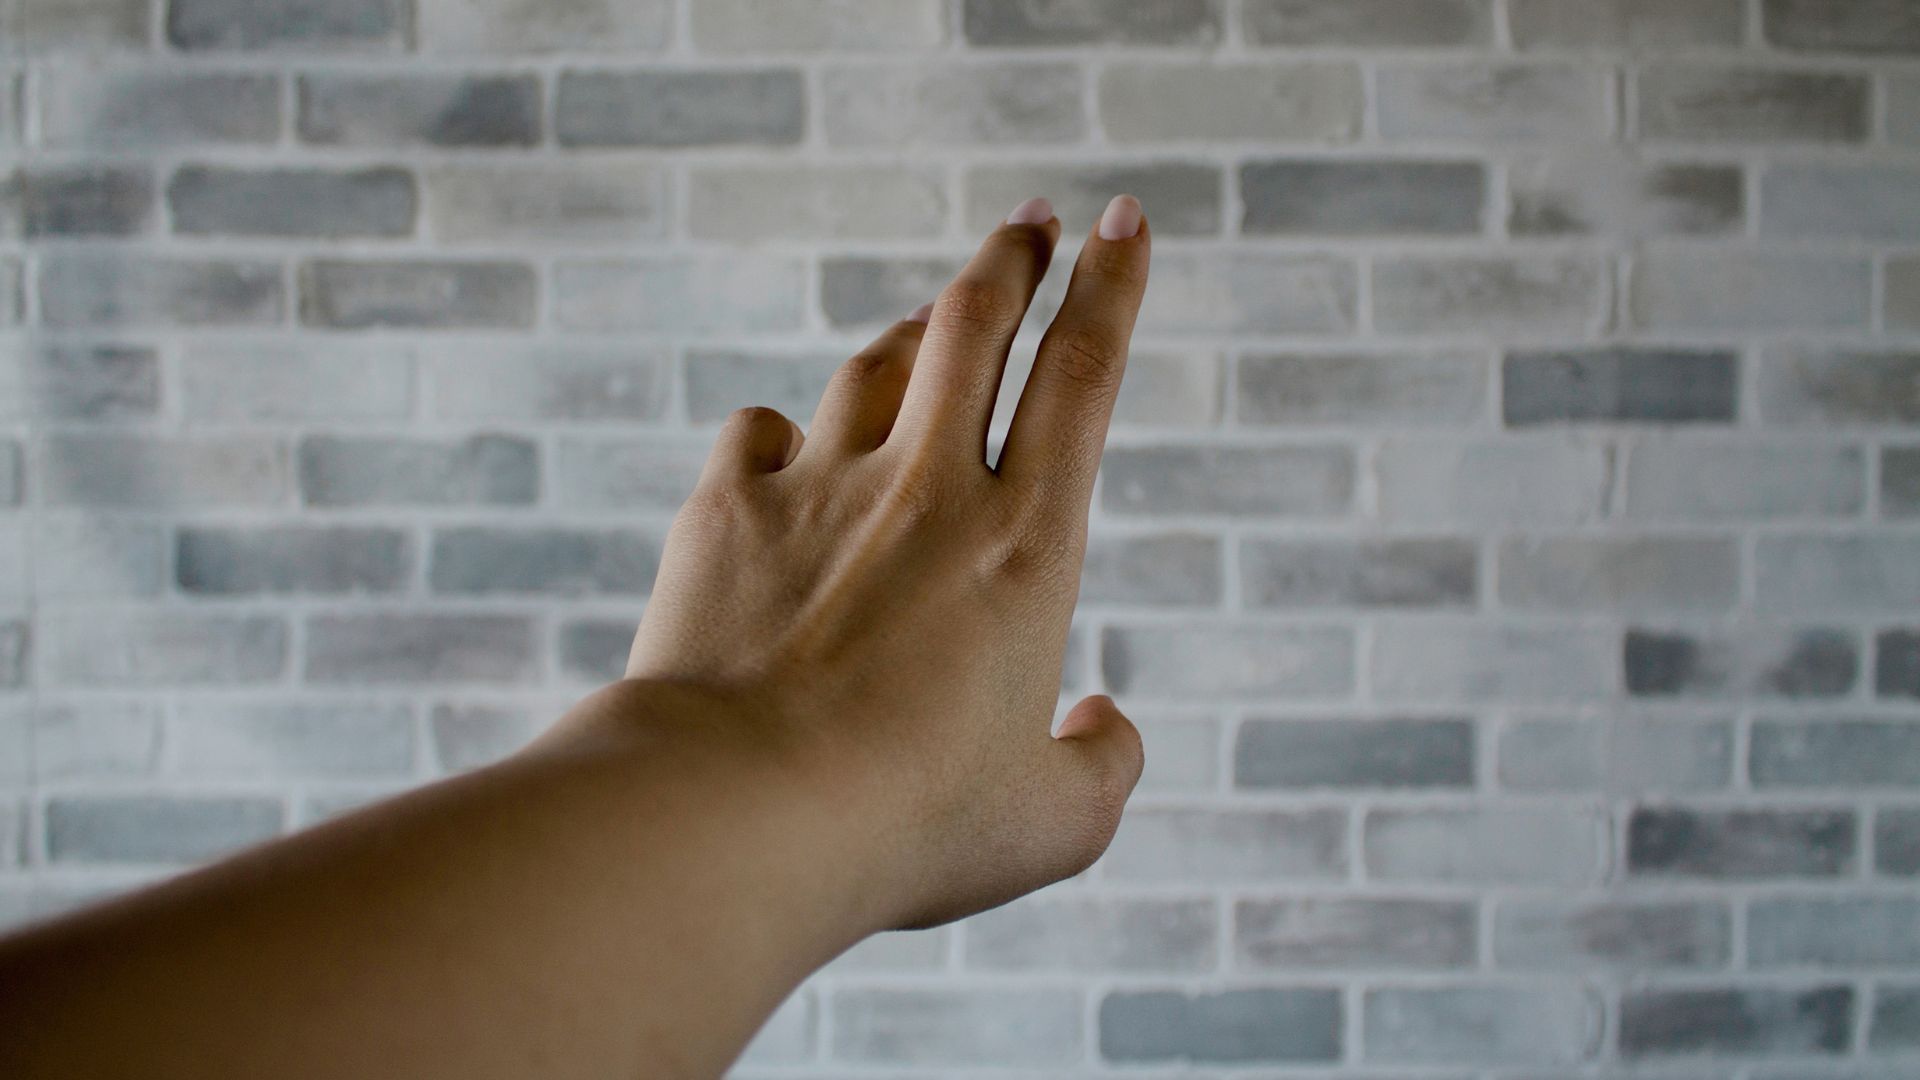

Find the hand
[[622, 195, 1151, 929]]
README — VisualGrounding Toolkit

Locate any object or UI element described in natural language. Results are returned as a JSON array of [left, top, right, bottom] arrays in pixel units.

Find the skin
[[0, 195, 1151, 1080]]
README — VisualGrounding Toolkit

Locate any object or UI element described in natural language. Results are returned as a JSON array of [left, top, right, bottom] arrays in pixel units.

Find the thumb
[[1053, 694, 1145, 808]]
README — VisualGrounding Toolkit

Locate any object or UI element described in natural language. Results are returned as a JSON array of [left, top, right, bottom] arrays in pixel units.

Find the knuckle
[[836, 347, 894, 386], [727, 405, 784, 429], [1040, 324, 1124, 391], [937, 278, 1023, 331]]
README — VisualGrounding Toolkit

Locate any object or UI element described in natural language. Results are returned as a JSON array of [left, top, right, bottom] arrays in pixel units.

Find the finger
[[1049, 694, 1144, 857], [804, 303, 931, 455], [997, 195, 1149, 510], [889, 197, 1060, 460], [701, 406, 804, 482]]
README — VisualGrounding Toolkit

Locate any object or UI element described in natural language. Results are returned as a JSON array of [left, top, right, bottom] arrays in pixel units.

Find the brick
[[0, 440, 17, 505], [824, 928, 949, 975], [689, 165, 946, 241], [695, 0, 943, 51], [1241, 160, 1483, 236], [1626, 442, 1863, 520], [964, 896, 1215, 972], [965, 0, 1219, 45], [0, 72, 13, 148], [168, 0, 406, 49], [1756, 536, 1920, 612], [826, 62, 1083, 146], [40, 70, 279, 147], [554, 438, 707, 512], [557, 69, 801, 147], [681, 350, 838, 426], [1510, 155, 1742, 237], [559, 620, 633, 682], [1510, 0, 1745, 48], [1366, 808, 1604, 884], [1099, 62, 1360, 143], [1761, 349, 1920, 426], [169, 166, 414, 239], [1631, 252, 1870, 332], [1494, 900, 1730, 971], [48, 796, 282, 864], [0, 343, 160, 420], [1498, 536, 1739, 614], [300, 259, 534, 330], [1241, 538, 1477, 610], [1102, 624, 1353, 700], [1625, 627, 1857, 699], [1137, 252, 1356, 335], [20, 164, 153, 237], [964, 162, 1221, 237], [0, 257, 15, 326], [1102, 807, 1346, 882], [1372, 622, 1616, 702], [1894, 76, 1920, 145], [1504, 349, 1737, 426], [1244, 0, 1491, 46], [1100, 445, 1354, 517], [1751, 720, 1920, 788], [32, 517, 165, 598], [425, 163, 665, 245], [10, 702, 161, 780], [1100, 989, 1339, 1064], [299, 74, 539, 147], [306, 614, 538, 685], [1639, 67, 1869, 142], [1377, 63, 1608, 140], [41, 611, 285, 686], [1764, 165, 1920, 242], [7, 0, 149, 49], [433, 345, 668, 423], [1890, 449, 1920, 518], [1235, 898, 1476, 969], [1881, 808, 1920, 875], [40, 254, 282, 328], [418, 0, 670, 52], [430, 703, 539, 772], [554, 256, 806, 334], [1374, 255, 1604, 336], [1764, 0, 1920, 53], [1874, 986, 1920, 1051], [42, 435, 286, 508], [1880, 629, 1920, 698], [1133, 715, 1220, 792], [300, 435, 536, 508], [1235, 717, 1474, 789], [178, 526, 409, 596], [1628, 806, 1855, 879], [0, 620, 26, 688], [1079, 533, 1219, 606], [1620, 986, 1851, 1057], [1750, 898, 1920, 966], [1237, 352, 1486, 427], [430, 527, 657, 596], [820, 256, 962, 328], [171, 702, 413, 777], [1364, 986, 1596, 1065], [1892, 258, 1920, 333], [830, 988, 1081, 1066], [181, 341, 414, 422]]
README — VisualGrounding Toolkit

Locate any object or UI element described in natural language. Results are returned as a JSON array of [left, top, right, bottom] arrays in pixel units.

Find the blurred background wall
[[4, 0, 1920, 1074]]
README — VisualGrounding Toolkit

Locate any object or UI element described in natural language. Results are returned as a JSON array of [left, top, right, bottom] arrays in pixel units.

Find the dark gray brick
[[1100, 445, 1354, 517], [1236, 717, 1473, 789], [1626, 627, 1858, 699], [1892, 257, 1920, 333], [1237, 352, 1486, 427], [1103, 807, 1347, 882], [48, 796, 283, 864], [1764, 0, 1920, 54], [1241, 538, 1476, 610], [42, 435, 286, 508], [299, 74, 539, 147], [1761, 349, 1920, 426], [821, 256, 961, 329], [300, 435, 536, 508], [964, 0, 1221, 45], [1235, 897, 1475, 970], [306, 614, 538, 685], [8, 0, 150, 49], [1079, 533, 1220, 606], [1374, 255, 1603, 335], [40, 254, 282, 328], [20, 165, 153, 237], [558, 618, 633, 682], [430, 528, 657, 596], [1873, 986, 1920, 1051], [1879, 629, 1920, 698], [1366, 807, 1604, 884], [1752, 719, 1920, 787], [1625, 443, 1864, 520], [1102, 625, 1354, 700], [1632, 253, 1870, 332], [1100, 989, 1338, 1064], [1763, 165, 1920, 242], [1504, 349, 1736, 426], [1510, 0, 1745, 49], [1377, 63, 1608, 140], [1510, 156, 1742, 237], [1363, 985, 1597, 1065], [1498, 536, 1740, 614], [40, 70, 280, 147], [557, 69, 803, 147], [1878, 807, 1920, 875], [963, 162, 1220, 237], [430, 703, 540, 773], [1498, 717, 1733, 794], [831, 62, 1084, 146], [682, 350, 840, 425], [1639, 67, 1870, 142], [2, 344, 161, 420], [1888, 449, 1920, 518], [42, 612, 286, 686], [171, 702, 414, 778], [169, 166, 415, 238], [1241, 159, 1482, 237], [1620, 986, 1852, 1057], [300, 259, 534, 330], [1750, 898, 1920, 966], [1245, 0, 1491, 46], [1755, 536, 1920, 612], [965, 897, 1216, 973], [1628, 806, 1856, 879], [168, 0, 407, 49], [177, 526, 410, 595], [1494, 900, 1731, 971]]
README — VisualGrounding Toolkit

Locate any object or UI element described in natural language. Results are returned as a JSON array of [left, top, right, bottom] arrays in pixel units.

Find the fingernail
[[1005, 196, 1053, 226], [905, 301, 934, 324], [1098, 194, 1143, 241]]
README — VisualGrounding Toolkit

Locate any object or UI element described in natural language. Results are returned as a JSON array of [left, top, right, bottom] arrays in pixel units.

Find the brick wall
[[5, 0, 1920, 1073]]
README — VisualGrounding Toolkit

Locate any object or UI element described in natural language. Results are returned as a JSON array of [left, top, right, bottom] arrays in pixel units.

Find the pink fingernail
[[1098, 194, 1143, 240], [1005, 196, 1053, 226], [905, 301, 934, 323]]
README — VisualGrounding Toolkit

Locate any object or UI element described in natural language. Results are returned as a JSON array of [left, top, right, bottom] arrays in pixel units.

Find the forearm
[[0, 680, 886, 1080]]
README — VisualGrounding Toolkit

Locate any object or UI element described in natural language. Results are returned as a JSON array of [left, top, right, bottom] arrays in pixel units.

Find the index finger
[[996, 194, 1150, 509]]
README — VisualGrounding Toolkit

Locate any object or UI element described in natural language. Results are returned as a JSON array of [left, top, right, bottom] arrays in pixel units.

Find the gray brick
[[1498, 537, 1739, 614], [1890, 449, 1920, 518], [1639, 67, 1869, 142], [1504, 349, 1737, 427], [169, 166, 414, 239], [32, 517, 165, 598], [1752, 720, 1920, 788], [42, 435, 286, 508], [9, 702, 161, 780], [430, 703, 539, 772], [1244, 0, 1491, 46], [1100, 445, 1354, 517], [1372, 622, 1616, 702], [558, 618, 632, 682], [181, 341, 414, 422], [418, 0, 670, 52], [1497, 715, 1730, 794], [1103, 807, 1346, 882], [554, 438, 706, 512], [1236, 717, 1474, 789], [1510, 155, 1742, 237], [168, 0, 406, 49], [1100, 62, 1360, 143], [1378, 63, 1608, 141], [40, 70, 279, 147], [689, 165, 946, 241], [819, 256, 961, 329], [1237, 352, 1487, 427], [0, 620, 26, 688], [1242, 538, 1477, 610], [300, 435, 536, 508], [1764, 0, 1920, 54], [1628, 806, 1855, 879], [1134, 715, 1220, 792], [963, 162, 1221, 236], [1080, 533, 1220, 606], [0, 344, 160, 420], [967, 0, 1219, 44], [1510, 0, 1745, 49], [1101, 624, 1354, 700], [1495, 900, 1731, 971], [1625, 627, 1858, 699], [1879, 629, 1920, 699], [7, 0, 150, 49], [824, 929, 949, 975], [178, 526, 409, 595], [0, 71, 13, 148], [1100, 988, 1339, 1064], [1873, 986, 1920, 1051], [20, 164, 153, 237], [306, 614, 538, 685], [1620, 986, 1851, 1057], [1626, 443, 1863, 520], [1366, 808, 1604, 884], [1750, 898, 1920, 966], [48, 796, 283, 864], [830, 988, 1081, 1067], [1237, 897, 1476, 970], [1631, 252, 1870, 332], [433, 345, 669, 423], [555, 256, 806, 334], [1881, 808, 1920, 875], [1763, 165, 1920, 242], [425, 163, 665, 245], [300, 259, 534, 330], [299, 73, 539, 147], [1374, 255, 1604, 336], [1756, 536, 1920, 613], [40, 254, 282, 329], [1138, 252, 1357, 335], [1365, 989, 1600, 1067], [682, 350, 838, 425], [1892, 257, 1920, 333], [557, 69, 802, 147], [694, 0, 943, 51], [0, 257, 15, 327], [0, 440, 19, 506], [826, 62, 1083, 146], [41, 611, 286, 685], [1761, 349, 1920, 427], [964, 897, 1215, 973], [430, 527, 657, 596], [171, 701, 413, 777], [1241, 160, 1483, 237]]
